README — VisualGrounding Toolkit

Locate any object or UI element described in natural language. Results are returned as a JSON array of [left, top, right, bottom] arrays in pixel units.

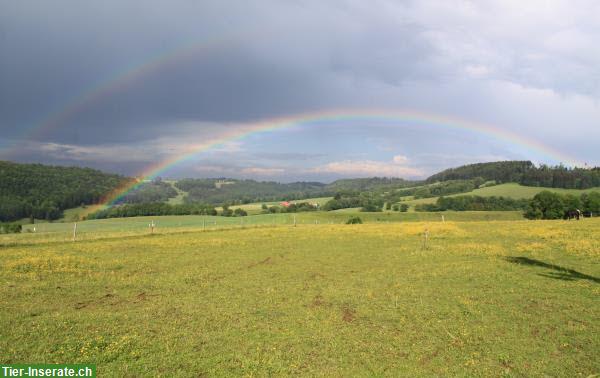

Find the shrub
[[525, 191, 565, 220], [0, 223, 22, 234], [346, 217, 363, 224], [233, 208, 248, 216]]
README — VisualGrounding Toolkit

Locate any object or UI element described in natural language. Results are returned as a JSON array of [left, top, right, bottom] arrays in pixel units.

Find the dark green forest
[[117, 179, 178, 204], [0, 161, 127, 222], [427, 161, 600, 189], [177, 179, 330, 204]]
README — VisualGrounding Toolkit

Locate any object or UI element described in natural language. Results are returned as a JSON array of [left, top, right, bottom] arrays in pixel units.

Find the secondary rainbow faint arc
[[88, 108, 582, 212], [15, 33, 248, 146]]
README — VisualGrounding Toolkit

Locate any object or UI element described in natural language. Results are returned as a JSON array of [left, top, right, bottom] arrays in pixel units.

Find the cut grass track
[[402, 183, 600, 208], [1, 219, 598, 376]]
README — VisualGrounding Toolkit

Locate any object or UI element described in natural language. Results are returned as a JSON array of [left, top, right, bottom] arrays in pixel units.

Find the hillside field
[[402, 183, 600, 208], [1, 218, 598, 376]]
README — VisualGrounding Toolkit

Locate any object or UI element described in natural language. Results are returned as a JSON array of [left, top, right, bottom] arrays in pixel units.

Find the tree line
[[87, 203, 218, 219], [261, 202, 319, 214], [415, 195, 529, 212], [323, 192, 385, 212]]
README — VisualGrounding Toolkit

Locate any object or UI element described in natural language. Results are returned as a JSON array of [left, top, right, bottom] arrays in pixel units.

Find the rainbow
[[11, 32, 249, 147], [86, 108, 582, 214]]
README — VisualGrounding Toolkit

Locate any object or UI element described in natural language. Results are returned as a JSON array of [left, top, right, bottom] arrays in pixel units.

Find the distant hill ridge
[[1, 159, 599, 222]]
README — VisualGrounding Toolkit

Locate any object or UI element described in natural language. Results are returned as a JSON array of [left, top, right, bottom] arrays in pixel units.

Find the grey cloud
[[0, 0, 598, 177]]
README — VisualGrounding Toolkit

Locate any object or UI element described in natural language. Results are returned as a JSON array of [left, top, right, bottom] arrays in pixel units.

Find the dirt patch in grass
[[247, 257, 272, 268], [341, 305, 356, 323], [308, 295, 327, 308]]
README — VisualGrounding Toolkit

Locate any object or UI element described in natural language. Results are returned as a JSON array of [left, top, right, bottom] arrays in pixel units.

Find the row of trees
[[323, 192, 384, 212], [415, 196, 529, 212], [261, 202, 318, 214], [87, 203, 218, 219], [524, 191, 600, 219], [221, 205, 248, 217]]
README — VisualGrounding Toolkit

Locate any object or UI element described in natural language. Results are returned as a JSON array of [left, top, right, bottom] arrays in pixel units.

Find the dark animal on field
[[582, 211, 593, 218], [564, 209, 581, 220]]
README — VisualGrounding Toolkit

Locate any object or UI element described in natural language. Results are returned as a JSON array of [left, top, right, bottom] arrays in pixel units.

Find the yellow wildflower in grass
[[0, 218, 598, 376]]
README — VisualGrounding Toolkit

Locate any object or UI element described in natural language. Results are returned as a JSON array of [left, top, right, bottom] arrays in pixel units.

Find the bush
[[346, 217, 363, 224], [233, 208, 248, 216], [525, 191, 565, 220], [0, 223, 22, 234], [400, 204, 409, 212]]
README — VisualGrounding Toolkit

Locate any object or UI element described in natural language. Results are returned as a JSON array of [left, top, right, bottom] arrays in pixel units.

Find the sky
[[1, 0, 599, 182]]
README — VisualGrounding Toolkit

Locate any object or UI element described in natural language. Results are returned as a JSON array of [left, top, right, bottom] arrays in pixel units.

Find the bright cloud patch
[[310, 157, 422, 178], [241, 167, 285, 176]]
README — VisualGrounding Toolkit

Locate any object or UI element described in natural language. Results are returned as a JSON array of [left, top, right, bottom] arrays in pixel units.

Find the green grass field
[[402, 183, 600, 208], [6, 211, 525, 245], [1, 217, 598, 376], [223, 197, 333, 215]]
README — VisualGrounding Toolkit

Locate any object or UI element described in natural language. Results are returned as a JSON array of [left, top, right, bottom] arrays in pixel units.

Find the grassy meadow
[[1, 217, 599, 376], [401, 183, 600, 208], [6, 211, 524, 246]]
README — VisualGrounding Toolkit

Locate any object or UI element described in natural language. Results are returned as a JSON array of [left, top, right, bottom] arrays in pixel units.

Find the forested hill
[[176, 179, 329, 204], [427, 161, 600, 189], [0, 161, 128, 221], [177, 177, 418, 204], [325, 177, 417, 192]]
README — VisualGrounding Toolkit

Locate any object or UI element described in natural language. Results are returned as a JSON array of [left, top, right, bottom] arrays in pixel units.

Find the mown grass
[[1, 218, 598, 376], [6, 211, 524, 245], [223, 197, 333, 215], [402, 183, 600, 208]]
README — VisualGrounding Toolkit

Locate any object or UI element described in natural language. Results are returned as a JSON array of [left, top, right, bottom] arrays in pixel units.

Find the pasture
[[401, 183, 600, 208], [7, 211, 523, 245], [1, 217, 598, 376]]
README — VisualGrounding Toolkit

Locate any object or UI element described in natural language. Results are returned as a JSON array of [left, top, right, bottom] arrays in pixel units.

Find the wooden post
[[72, 223, 77, 242], [203, 219, 205, 230], [150, 220, 155, 234], [293, 215, 297, 227], [422, 228, 429, 250], [441, 215, 445, 223]]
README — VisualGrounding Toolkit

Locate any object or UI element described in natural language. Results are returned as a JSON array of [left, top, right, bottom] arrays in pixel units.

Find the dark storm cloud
[[1, 0, 598, 176], [0, 0, 437, 145]]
